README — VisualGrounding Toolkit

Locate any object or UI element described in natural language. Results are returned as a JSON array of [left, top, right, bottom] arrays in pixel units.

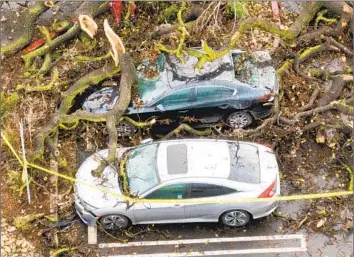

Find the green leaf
[[226, 1, 248, 19]]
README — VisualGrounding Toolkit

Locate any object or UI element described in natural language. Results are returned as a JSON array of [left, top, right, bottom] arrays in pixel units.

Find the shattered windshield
[[125, 144, 159, 195]]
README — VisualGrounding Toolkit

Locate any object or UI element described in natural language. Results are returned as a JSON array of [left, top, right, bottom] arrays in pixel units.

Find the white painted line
[[300, 234, 307, 251], [107, 247, 306, 257], [99, 234, 304, 248], [88, 225, 97, 245]]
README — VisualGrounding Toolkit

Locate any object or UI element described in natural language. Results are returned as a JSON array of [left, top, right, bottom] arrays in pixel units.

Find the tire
[[227, 111, 253, 129], [220, 210, 251, 227], [99, 214, 130, 230], [116, 121, 136, 136]]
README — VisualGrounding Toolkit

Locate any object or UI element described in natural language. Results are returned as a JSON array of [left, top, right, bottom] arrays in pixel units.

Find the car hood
[[75, 148, 130, 208]]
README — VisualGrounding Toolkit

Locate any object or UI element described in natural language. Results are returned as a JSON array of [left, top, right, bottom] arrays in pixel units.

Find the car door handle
[[219, 104, 229, 109], [178, 110, 188, 113], [173, 204, 182, 207]]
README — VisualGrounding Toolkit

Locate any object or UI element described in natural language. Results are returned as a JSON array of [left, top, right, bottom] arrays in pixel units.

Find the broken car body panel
[[74, 139, 280, 226]]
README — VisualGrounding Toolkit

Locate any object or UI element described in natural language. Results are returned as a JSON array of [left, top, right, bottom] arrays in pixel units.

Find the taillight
[[258, 178, 277, 198], [257, 94, 272, 101], [257, 90, 274, 102]]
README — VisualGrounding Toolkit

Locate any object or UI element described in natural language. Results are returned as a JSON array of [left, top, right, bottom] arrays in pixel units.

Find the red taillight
[[257, 90, 275, 102], [258, 179, 277, 198], [257, 94, 272, 101]]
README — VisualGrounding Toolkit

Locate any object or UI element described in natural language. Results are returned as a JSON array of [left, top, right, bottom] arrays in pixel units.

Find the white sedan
[[74, 139, 280, 230]]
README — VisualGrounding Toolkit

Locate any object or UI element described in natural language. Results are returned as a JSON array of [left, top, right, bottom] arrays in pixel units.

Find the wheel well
[[219, 209, 254, 222], [99, 214, 132, 226], [225, 110, 255, 123]]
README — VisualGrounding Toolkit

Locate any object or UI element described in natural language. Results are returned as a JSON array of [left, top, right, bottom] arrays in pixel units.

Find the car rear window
[[228, 143, 260, 184]]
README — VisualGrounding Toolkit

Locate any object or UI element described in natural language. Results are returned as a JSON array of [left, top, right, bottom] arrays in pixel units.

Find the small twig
[[298, 87, 320, 112], [213, 2, 221, 29], [32, 178, 51, 194], [314, 9, 337, 29], [51, 247, 79, 257], [297, 215, 308, 229], [199, 2, 218, 32], [196, 2, 214, 28], [321, 35, 353, 56], [74, 52, 111, 62]]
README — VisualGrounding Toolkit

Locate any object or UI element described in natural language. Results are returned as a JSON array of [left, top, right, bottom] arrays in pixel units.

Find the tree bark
[[1, 2, 49, 56], [22, 2, 109, 67]]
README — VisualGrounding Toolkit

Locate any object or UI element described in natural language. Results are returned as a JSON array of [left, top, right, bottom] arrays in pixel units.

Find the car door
[[150, 87, 196, 118], [192, 86, 236, 122], [133, 183, 188, 224], [184, 183, 237, 222]]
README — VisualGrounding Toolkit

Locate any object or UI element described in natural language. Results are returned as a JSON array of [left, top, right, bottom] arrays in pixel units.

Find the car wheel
[[221, 210, 251, 227], [116, 121, 135, 136], [100, 214, 129, 230], [227, 111, 252, 129]]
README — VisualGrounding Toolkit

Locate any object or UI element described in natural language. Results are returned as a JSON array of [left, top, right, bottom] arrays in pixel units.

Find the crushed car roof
[[137, 48, 277, 104]]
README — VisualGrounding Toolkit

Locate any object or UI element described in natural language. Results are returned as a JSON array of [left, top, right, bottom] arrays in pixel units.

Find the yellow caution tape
[[2, 131, 353, 205]]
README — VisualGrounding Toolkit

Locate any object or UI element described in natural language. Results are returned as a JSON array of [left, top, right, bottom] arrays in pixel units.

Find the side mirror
[[155, 104, 165, 112]]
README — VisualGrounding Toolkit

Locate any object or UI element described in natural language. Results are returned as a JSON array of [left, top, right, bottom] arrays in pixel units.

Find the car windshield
[[125, 144, 159, 195]]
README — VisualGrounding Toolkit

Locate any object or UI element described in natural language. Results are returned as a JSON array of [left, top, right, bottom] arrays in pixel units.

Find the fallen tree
[[2, 1, 352, 179]]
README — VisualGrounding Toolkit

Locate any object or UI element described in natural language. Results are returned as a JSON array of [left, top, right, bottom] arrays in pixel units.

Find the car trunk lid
[[257, 145, 279, 193], [228, 142, 261, 184]]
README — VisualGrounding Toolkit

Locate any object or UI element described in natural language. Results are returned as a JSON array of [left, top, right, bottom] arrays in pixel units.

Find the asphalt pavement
[[95, 201, 353, 257]]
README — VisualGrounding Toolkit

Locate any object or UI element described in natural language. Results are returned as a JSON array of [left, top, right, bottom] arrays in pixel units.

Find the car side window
[[197, 87, 234, 101], [157, 88, 193, 106], [219, 87, 235, 97], [189, 183, 236, 198], [144, 184, 188, 199]]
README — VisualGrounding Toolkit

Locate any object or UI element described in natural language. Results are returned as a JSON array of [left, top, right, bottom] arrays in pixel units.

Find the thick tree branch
[[22, 2, 109, 68], [1, 2, 49, 56]]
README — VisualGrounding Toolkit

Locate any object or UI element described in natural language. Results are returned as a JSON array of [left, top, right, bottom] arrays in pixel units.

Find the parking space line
[[99, 234, 305, 248], [106, 247, 306, 257], [102, 234, 307, 256]]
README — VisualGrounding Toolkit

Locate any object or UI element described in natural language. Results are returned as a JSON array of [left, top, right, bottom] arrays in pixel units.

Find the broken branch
[[1, 2, 49, 56], [161, 123, 212, 140]]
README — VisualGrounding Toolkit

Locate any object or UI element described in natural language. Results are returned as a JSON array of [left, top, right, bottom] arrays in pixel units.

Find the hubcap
[[117, 122, 133, 136], [224, 211, 248, 226], [102, 215, 126, 230], [228, 113, 250, 128]]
